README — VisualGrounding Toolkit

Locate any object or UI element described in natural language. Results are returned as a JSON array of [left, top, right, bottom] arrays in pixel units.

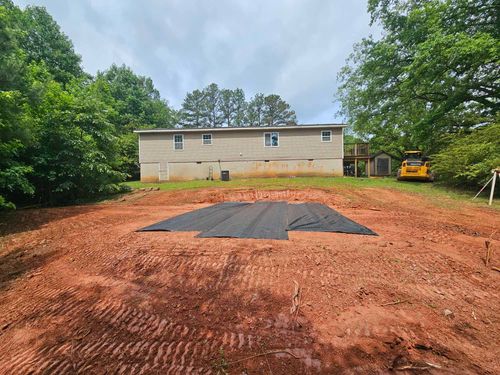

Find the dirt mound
[[123, 187, 354, 208]]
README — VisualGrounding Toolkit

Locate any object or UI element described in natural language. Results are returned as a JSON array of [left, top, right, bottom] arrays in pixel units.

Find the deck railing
[[344, 143, 369, 157]]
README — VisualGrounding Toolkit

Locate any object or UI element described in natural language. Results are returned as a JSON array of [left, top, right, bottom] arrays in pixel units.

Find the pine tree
[[180, 89, 206, 128]]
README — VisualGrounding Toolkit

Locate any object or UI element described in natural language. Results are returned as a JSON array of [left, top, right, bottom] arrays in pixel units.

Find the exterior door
[[376, 158, 389, 175], [159, 162, 169, 181]]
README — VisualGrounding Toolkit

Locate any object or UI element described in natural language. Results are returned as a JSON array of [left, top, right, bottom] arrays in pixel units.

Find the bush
[[432, 124, 500, 189]]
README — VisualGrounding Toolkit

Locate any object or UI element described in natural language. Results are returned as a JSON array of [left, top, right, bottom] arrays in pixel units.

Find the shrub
[[432, 124, 500, 189]]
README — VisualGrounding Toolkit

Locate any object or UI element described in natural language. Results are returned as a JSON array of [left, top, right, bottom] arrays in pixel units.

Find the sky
[[14, 0, 378, 124]]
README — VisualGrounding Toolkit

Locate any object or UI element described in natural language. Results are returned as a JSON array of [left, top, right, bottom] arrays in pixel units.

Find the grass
[[124, 176, 498, 208]]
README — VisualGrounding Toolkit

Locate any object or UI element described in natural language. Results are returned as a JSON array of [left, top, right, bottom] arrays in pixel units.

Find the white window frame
[[173, 134, 184, 150], [321, 130, 332, 142], [202, 133, 212, 145], [264, 131, 279, 147]]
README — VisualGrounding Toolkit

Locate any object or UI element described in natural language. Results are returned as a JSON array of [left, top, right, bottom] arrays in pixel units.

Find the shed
[[369, 151, 397, 176]]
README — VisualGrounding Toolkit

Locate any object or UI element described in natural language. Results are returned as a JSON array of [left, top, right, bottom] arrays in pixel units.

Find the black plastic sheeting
[[139, 202, 250, 231], [197, 201, 289, 240], [287, 203, 376, 235], [139, 201, 377, 239]]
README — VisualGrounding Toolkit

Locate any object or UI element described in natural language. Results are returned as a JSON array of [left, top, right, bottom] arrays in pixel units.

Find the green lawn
[[124, 177, 498, 208]]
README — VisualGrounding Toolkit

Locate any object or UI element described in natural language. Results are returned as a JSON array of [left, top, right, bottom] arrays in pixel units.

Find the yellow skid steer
[[397, 151, 434, 182]]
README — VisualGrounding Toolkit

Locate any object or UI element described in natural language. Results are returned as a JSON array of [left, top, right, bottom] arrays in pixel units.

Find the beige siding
[[139, 127, 342, 163], [140, 162, 159, 182], [162, 159, 342, 181], [140, 160, 343, 182]]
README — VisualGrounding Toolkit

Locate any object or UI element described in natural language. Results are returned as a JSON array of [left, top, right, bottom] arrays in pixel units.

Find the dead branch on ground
[[228, 350, 299, 365], [290, 280, 301, 315], [484, 230, 496, 266], [393, 361, 442, 371], [380, 299, 408, 307]]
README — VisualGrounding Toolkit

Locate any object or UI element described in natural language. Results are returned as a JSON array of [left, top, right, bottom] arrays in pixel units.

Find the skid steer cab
[[397, 151, 434, 182]]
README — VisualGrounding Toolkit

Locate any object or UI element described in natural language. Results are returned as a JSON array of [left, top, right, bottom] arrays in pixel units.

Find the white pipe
[[472, 175, 494, 200], [489, 171, 497, 206]]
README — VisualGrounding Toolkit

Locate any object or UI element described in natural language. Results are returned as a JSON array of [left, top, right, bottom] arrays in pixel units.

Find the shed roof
[[134, 123, 346, 134], [369, 150, 399, 159]]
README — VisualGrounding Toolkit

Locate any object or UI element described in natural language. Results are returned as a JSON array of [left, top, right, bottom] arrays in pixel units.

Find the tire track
[[1, 290, 311, 374]]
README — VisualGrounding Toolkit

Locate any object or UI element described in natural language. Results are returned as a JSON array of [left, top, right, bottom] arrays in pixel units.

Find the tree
[[97, 64, 176, 178], [21, 4, 84, 84], [97, 64, 176, 131], [246, 93, 266, 126], [202, 83, 223, 127], [246, 94, 296, 126], [232, 88, 247, 127], [27, 78, 126, 205], [263, 94, 297, 126], [180, 89, 206, 128], [1, 1, 174, 207], [219, 89, 235, 127], [432, 123, 500, 188], [181, 85, 296, 128], [219, 88, 246, 127], [0, 4, 34, 209], [337, 0, 499, 154], [0, 90, 34, 209]]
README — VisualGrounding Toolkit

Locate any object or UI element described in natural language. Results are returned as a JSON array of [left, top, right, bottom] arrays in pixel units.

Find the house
[[134, 123, 346, 181]]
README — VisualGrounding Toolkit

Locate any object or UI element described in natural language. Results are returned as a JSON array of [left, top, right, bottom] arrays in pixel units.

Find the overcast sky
[[14, 0, 378, 123]]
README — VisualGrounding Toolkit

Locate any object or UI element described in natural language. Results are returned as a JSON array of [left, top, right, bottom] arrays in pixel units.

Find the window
[[264, 132, 279, 147], [321, 130, 332, 142], [202, 134, 212, 145], [173, 134, 184, 150]]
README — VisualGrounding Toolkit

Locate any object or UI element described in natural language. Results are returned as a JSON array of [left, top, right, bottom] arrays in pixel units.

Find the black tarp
[[139, 201, 377, 239], [287, 202, 377, 235], [197, 201, 289, 240], [139, 202, 250, 231]]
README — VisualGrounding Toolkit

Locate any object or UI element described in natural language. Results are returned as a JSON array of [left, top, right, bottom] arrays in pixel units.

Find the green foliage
[[262, 94, 296, 126], [246, 93, 266, 126], [180, 89, 205, 127], [338, 0, 499, 155], [96, 64, 177, 178], [0, 2, 175, 208], [97, 64, 176, 132], [180, 84, 297, 127], [219, 88, 246, 127], [202, 83, 223, 127], [432, 124, 500, 188], [20, 5, 84, 84], [0, 3, 34, 209]]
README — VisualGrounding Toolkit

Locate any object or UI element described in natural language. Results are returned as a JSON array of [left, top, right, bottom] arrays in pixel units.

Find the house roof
[[134, 123, 347, 134]]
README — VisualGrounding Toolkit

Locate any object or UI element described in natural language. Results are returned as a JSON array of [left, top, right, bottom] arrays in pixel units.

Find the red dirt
[[0, 187, 498, 374]]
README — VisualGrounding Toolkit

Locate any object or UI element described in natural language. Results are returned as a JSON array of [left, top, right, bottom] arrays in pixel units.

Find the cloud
[[14, 0, 378, 123]]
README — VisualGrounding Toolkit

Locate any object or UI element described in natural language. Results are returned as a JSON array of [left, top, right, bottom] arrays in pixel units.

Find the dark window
[[202, 134, 212, 145], [321, 130, 332, 142], [264, 132, 279, 147]]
